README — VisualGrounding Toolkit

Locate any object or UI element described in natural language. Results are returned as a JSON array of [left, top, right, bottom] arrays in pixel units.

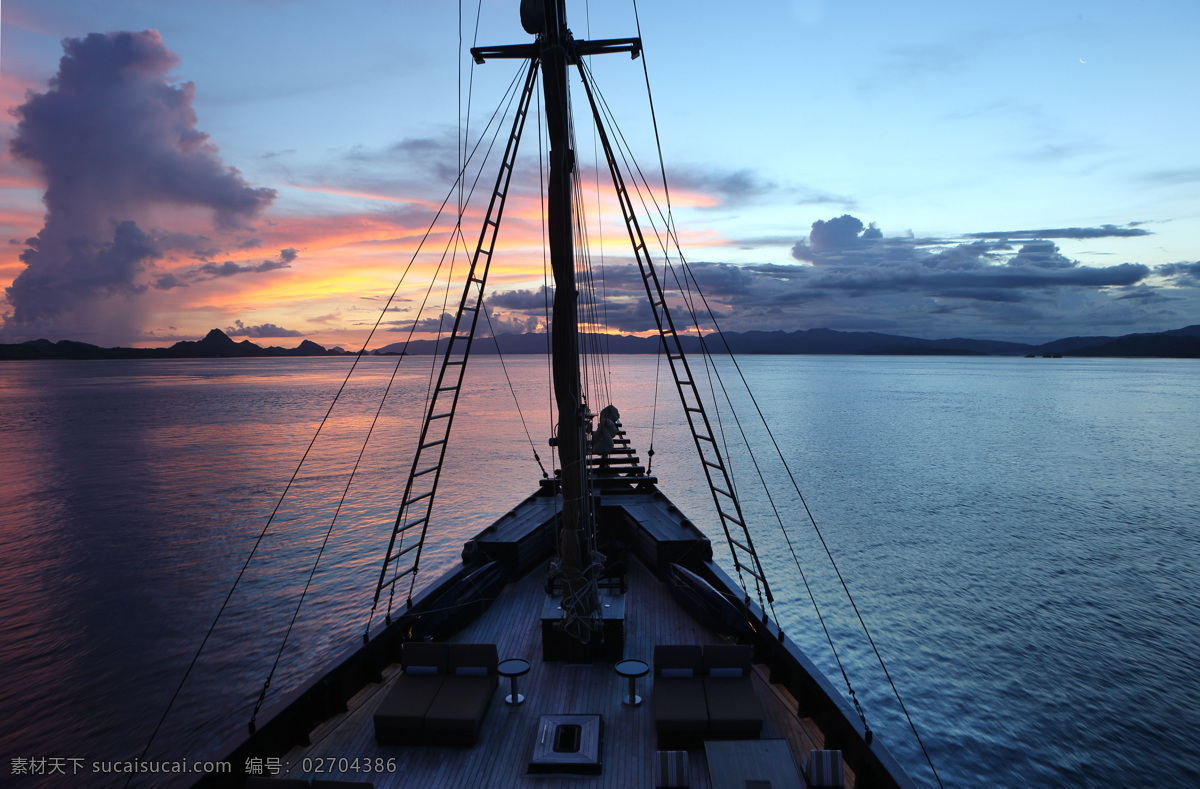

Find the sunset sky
[[2, 0, 1198, 348]]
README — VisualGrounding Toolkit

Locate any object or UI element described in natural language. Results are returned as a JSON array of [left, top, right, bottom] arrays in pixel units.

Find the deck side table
[[498, 658, 531, 705], [614, 658, 649, 706]]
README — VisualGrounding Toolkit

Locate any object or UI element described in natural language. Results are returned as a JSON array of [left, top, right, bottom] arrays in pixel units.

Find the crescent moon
[[1079, 57, 1087, 64]]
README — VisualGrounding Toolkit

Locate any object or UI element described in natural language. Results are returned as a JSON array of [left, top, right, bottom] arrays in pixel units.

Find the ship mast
[[473, 0, 641, 643], [537, 0, 594, 630]]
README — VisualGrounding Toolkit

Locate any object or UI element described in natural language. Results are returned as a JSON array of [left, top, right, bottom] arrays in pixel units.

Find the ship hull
[[198, 479, 914, 788]]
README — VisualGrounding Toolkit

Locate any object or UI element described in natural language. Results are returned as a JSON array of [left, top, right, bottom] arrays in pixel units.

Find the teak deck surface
[[277, 556, 851, 788]]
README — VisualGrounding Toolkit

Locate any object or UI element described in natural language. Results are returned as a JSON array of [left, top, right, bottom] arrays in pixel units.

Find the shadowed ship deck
[[272, 554, 853, 788]]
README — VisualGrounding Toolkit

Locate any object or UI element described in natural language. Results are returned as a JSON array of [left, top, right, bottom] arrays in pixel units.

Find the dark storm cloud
[[785, 215, 1146, 286], [791, 214, 925, 267], [152, 249, 297, 290], [1115, 288, 1168, 302], [686, 262, 759, 295], [384, 312, 457, 333], [617, 216, 1155, 335], [225, 320, 304, 338], [8, 220, 161, 311], [483, 309, 540, 336], [150, 231, 221, 258], [486, 286, 553, 310], [152, 273, 188, 290], [705, 257, 1146, 300], [665, 166, 852, 208], [965, 224, 1151, 240], [585, 298, 657, 334], [1006, 240, 1075, 269], [194, 258, 290, 280], [477, 214, 1169, 341], [1156, 261, 1200, 285], [4, 30, 276, 329], [668, 167, 776, 204]]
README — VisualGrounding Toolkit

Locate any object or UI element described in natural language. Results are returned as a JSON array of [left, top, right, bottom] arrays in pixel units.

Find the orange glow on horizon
[[1, 142, 737, 348]]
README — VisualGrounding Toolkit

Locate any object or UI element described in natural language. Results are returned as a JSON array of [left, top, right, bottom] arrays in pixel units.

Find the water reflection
[[0, 356, 1198, 787]]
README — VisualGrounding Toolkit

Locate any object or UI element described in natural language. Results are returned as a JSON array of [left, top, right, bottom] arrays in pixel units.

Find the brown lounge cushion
[[652, 645, 708, 735], [373, 642, 449, 742], [702, 644, 763, 736], [423, 643, 499, 742]]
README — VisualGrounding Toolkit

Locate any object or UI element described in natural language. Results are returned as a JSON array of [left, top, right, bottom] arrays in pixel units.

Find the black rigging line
[[618, 81, 940, 775], [483, 300, 549, 478], [632, 0, 674, 232], [135, 60, 533, 768], [572, 151, 609, 410], [684, 264, 946, 786], [375, 61, 533, 626], [268, 57, 531, 719], [583, 48, 944, 786], [595, 56, 898, 736], [579, 59, 771, 615], [583, 60, 760, 582], [131, 127, 502, 773], [565, 83, 601, 412], [583, 0, 615, 392]]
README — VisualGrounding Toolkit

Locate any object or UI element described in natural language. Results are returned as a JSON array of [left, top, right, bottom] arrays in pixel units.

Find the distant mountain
[[376, 325, 1200, 358], [0, 329, 343, 360], [374, 328, 1031, 357], [1065, 325, 1200, 358], [6, 325, 1199, 361]]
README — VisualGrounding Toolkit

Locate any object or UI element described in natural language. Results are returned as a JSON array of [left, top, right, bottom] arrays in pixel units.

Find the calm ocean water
[[1, 355, 1197, 787]]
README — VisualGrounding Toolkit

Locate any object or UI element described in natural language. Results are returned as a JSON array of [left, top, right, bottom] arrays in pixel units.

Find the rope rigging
[[482, 298, 550, 479], [581, 40, 944, 785], [370, 56, 541, 624], [583, 62, 904, 757], [132, 54, 536, 771], [576, 57, 775, 621], [367, 58, 536, 631], [156, 8, 942, 787], [143, 56, 542, 771]]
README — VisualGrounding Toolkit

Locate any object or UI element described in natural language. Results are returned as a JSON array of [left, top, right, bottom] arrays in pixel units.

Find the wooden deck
[[275, 555, 851, 788]]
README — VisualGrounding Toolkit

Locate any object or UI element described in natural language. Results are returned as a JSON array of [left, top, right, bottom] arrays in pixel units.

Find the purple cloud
[[225, 320, 304, 338], [4, 30, 276, 335], [152, 248, 298, 290]]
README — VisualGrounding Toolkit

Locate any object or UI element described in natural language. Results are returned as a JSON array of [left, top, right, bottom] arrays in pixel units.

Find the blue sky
[[2, 0, 1198, 346]]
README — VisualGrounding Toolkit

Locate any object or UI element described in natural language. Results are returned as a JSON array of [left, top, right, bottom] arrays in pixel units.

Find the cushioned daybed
[[373, 642, 498, 746], [652, 645, 709, 747], [702, 644, 764, 738], [652, 643, 763, 748]]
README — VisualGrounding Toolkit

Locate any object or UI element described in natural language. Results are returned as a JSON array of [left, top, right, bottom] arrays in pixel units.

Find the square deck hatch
[[528, 714, 602, 775]]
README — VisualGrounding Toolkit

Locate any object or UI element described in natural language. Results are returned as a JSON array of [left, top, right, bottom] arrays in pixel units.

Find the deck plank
[[278, 554, 840, 788]]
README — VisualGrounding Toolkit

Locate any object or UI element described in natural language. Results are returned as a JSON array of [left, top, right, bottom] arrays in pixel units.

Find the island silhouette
[[2, 325, 1198, 360]]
